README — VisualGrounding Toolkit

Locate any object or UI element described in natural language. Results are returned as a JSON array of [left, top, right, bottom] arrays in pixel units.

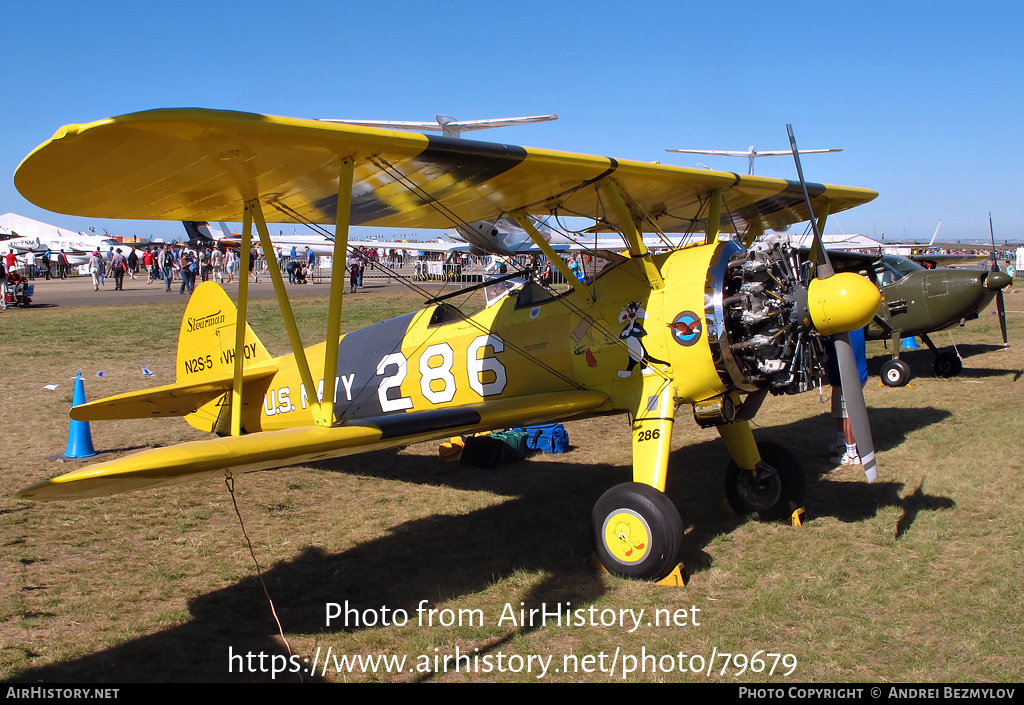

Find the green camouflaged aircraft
[[829, 250, 1011, 386]]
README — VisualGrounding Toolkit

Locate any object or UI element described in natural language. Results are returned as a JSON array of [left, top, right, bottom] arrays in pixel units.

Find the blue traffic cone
[[901, 336, 919, 350], [64, 373, 96, 459]]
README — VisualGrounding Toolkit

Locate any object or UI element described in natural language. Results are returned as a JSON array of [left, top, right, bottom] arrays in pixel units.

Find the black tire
[[591, 482, 682, 580], [880, 359, 911, 387], [725, 441, 805, 522], [933, 351, 963, 378]]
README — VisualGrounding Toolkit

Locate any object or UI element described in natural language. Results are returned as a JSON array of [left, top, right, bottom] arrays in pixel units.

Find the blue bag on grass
[[511, 423, 570, 454]]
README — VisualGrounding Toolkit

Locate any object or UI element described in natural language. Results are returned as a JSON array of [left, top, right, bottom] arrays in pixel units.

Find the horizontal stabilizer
[[20, 390, 608, 500], [70, 366, 278, 420]]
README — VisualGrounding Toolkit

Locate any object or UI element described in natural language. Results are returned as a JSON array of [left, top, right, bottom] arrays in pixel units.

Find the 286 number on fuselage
[[377, 335, 508, 412], [261, 333, 509, 426]]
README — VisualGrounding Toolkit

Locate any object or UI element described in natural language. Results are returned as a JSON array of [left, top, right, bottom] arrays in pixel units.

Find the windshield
[[877, 255, 924, 285]]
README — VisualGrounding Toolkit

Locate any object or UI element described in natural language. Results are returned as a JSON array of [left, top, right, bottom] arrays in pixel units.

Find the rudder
[[178, 282, 273, 433], [177, 281, 272, 382]]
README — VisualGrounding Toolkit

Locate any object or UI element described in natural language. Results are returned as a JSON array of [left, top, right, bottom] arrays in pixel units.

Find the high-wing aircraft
[[825, 249, 1011, 386], [14, 109, 881, 582], [667, 145, 842, 175], [319, 113, 558, 139]]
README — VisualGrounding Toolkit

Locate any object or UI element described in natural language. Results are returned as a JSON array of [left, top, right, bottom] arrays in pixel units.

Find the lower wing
[[18, 390, 608, 500]]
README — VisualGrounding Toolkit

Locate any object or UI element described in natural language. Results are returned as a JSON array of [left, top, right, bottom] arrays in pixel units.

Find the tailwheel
[[725, 442, 805, 522], [591, 482, 682, 581], [933, 351, 963, 378], [880, 358, 911, 387]]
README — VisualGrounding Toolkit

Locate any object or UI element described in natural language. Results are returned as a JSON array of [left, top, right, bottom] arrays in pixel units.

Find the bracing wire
[[263, 157, 680, 387], [225, 474, 302, 682]]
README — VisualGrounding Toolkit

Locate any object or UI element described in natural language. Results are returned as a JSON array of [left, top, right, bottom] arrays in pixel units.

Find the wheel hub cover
[[602, 509, 651, 565]]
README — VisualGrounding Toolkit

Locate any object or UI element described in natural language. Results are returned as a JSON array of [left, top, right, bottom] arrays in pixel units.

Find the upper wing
[[17, 390, 607, 500], [907, 253, 989, 267], [16, 108, 877, 234]]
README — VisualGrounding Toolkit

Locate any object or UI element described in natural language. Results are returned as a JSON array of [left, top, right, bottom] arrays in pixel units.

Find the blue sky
[[2, 1, 1021, 243]]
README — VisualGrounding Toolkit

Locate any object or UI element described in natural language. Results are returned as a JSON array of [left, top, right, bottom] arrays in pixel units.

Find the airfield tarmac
[[12, 271, 433, 309]]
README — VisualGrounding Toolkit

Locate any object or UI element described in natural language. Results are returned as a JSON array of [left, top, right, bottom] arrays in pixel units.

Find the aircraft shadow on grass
[[11, 407, 953, 682]]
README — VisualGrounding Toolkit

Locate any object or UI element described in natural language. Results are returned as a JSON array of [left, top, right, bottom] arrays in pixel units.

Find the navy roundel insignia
[[669, 311, 702, 346]]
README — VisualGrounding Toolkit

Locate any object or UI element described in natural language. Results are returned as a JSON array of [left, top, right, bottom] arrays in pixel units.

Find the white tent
[[780, 232, 884, 251]]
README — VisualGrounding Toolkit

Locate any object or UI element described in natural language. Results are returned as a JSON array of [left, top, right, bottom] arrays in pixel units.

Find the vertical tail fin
[[178, 281, 273, 432], [181, 221, 219, 248], [176, 281, 271, 381]]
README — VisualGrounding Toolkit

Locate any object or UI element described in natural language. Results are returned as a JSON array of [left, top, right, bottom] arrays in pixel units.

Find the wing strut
[[321, 158, 355, 425], [742, 219, 764, 249], [599, 180, 664, 290], [511, 213, 594, 304], [231, 207, 254, 437], [703, 189, 722, 246], [248, 199, 325, 424], [235, 159, 356, 429]]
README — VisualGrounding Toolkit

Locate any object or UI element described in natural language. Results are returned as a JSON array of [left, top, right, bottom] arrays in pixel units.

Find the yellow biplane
[[15, 109, 881, 581]]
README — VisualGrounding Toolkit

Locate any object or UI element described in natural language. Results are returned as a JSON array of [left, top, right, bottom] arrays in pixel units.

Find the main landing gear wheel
[[933, 351, 963, 378], [591, 482, 682, 581], [724, 442, 805, 522], [880, 359, 911, 387]]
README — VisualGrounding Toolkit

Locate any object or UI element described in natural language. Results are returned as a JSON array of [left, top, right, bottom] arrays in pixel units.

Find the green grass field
[[1, 285, 1022, 682]]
